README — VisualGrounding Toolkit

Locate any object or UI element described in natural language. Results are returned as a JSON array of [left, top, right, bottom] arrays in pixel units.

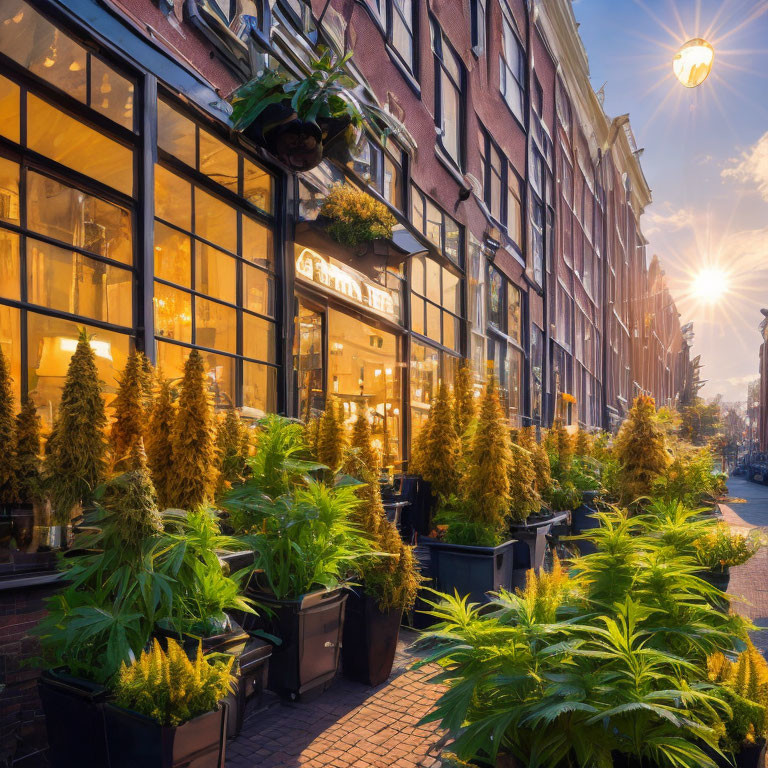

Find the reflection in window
[[410, 254, 463, 353], [0, 75, 20, 143], [411, 186, 463, 267], [294, 302, 324, 421], [500, 9, 525, 123], [0, 304, 20, 408], [431, 20, 464, 167]]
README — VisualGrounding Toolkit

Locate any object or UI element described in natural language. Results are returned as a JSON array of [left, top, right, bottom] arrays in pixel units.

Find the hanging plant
[[320, 184, 397, 247], [229, 47, 415, 172]]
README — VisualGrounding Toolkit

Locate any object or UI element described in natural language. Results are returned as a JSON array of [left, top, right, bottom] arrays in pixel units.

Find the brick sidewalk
[[226, 630, 446, 768]]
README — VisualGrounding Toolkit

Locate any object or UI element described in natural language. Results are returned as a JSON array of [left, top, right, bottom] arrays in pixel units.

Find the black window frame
[[431, 19, 465, 170], [470, 0, 487, 55], [499, 2, 526, 125]]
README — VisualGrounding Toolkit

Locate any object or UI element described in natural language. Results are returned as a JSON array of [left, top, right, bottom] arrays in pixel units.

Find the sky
[[572, 0, 768, 403]]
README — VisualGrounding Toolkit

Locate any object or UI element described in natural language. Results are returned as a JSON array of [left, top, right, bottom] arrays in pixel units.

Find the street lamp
[[673, 38, 715, 88]]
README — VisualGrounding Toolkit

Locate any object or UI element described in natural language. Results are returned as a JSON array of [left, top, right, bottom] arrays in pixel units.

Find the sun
[[692, 267, 729, 303]]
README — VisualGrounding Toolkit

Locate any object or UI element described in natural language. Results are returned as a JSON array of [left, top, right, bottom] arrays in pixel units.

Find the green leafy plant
[[113, 638, 235, 727], [110, 349, 152, 473], [320, 184, 397, 247], [452, 360, 476, 443], [653, 443, 721, 508], [693, 523, 761, 572], [45, 329, 108, 523], [10, 398, 42, 506], [147, 377, 176, 509], [317, 398, 346, 473], [215, 409, 251, 497], [0, 347, 15, 504], [508, 440, 540, 523]]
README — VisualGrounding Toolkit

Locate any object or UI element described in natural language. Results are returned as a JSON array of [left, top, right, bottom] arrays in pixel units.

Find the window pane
[[0, 2, 87, 102], [411, 190, 424, 233], [411, 254, 424, 294], [0, 230, 21, 301], [425, 200, 441, 248], [195, 243, 236, 304], [243, 313, 276, 363], [90, 57, 134, 130], [426, 301, 441, 342], [383, 155, 402, 209], [445, 217, 460, 264], [157, 99, 196, 167], [0, 156, 20, 225], [154, 282, 191, 343], [507, 182, 522, 246], [410, 293, 424, 335], [195, 188, 236, 253], [0, 75, 20, 143], [443, 311, 460, 352], [392, 10, 414, 68], [27, 238, 132, 327], [243, 361, 277, 416], [242, 215, 273, 267], [28, 312, 130, 422], [195, 297, 236, 353], [244, 264, 274, 317], [28, 171, 132, 263], [155, 339, 187, 386], [425, 258, 441, 304], [441, 74, 460, 164], [200, 350, 235, 408], [155, 166, 191, 230], [28, 95, 133, 196], [199, 129, 239, 193], [243, 160, 273, 213], [410, 341, 439, 449], [442, 268, 460, 315], [0, 304, 21, 409], [508, 284, 521, 343], [154, 222, 191, 287]]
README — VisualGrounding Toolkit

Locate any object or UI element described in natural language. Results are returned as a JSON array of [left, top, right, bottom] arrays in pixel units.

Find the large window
[[367, 0, 417, 73], [410, 255, 462, 354], [409, 339, 457, 450], [154, 99, 277, 413], [0, 4, 137, 421], [478, 128, 522, 250], [470, 0, 487, 54], [431, 21, 464, 168], [499, 5, 525, 123], [487, 266, 522, 343]]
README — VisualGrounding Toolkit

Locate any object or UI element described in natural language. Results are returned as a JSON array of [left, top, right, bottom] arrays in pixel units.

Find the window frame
[[431, 19, 465, 170], [499, 2, 526, 125]]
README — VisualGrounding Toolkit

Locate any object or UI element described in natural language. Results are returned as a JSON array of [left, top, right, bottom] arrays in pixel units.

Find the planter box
[[509, 518, 554, 590], [342, 587, 402, 687], [422, 539, 516, 604], [696, 567, 731, 592], [39, 668, 109, 768], [242, 587, 348, 700], [104, 703, 226, 768], [153, 620, 250, 658], [223, 639, 272, 738]]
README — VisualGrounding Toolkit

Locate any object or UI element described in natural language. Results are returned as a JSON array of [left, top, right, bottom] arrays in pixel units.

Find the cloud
[[643, 205, 695, 236], [721, 131, 768, 202], [725, 374, 759, 387]]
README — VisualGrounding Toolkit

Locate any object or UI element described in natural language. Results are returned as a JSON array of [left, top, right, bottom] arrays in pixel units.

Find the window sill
[[385, 44, 421, 97], [434, 144, 465, 187]]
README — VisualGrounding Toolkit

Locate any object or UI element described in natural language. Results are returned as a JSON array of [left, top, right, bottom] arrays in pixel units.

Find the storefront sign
[[295, 247, 401, 323]]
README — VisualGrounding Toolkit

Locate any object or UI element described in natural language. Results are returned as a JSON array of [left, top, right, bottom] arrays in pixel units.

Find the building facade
[[0, 0, 691, 469], [758, 310, 768, 452]]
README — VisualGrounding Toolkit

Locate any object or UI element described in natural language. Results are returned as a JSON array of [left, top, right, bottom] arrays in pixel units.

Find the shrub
[[0, 347, 15, 504], [508, 440, 540, 523], [147, 377, 176, 509], [613, 394, 670, 505], [215, 409, 251, 496], [574, 428, 592, 457], [45, 329, 107, 523], [320, 184, 397, 247], [653, 444, 720, 507], [168, 350, 217, 510], [10, 399, 42, 505], [519, 426, 552, 499], [452, 360, 476, 441], [694, 523, 761, 572], [113, 638, 235, 727]]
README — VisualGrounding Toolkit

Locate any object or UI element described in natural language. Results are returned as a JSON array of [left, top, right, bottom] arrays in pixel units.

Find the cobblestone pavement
[[226, 629, 446, 768], [720, 475, 768, 655]]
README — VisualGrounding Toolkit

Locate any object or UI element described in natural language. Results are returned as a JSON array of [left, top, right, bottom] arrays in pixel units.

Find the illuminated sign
[[295, 246, 401, 324]]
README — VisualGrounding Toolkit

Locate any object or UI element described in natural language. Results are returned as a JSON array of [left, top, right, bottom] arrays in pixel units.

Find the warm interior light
[[673, 38, 715, 88], [692, 267, 728, 303]]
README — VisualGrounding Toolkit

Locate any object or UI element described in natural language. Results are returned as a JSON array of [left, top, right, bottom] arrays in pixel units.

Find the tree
[[46, 329, 107, 523], [0, 347, 15, 504], [453, 360, 476, 439], [147, 377, 176, 508], [462, 376, 512, 532], [215, 409, 250, 496], [680, 397, 722, 445], [10, 399, 42, 505], [613, 394, 671, 505], [110, 349, 151, 473], [317, 398, 346, 472], [168, 350, 217, 509], [418, 382, 461, 502]]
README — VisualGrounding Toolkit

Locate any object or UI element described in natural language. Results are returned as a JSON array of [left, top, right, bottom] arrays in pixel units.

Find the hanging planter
[[229, 48, 415, 173]]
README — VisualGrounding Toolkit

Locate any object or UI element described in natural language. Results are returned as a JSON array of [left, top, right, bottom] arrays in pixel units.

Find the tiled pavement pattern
[[226, 629, 446, 768], [721, 475, 768, 655]]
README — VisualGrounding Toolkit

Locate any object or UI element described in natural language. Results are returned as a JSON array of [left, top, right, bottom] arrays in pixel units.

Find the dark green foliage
[[452, 360, 476, 440], [147, 377, 176, 509], [168, 350, 217, 510], [417, 383, 461, 502], [10, 399, 42, 505], [317, 398, 346, 473], [110, 349, 151, 473], [45, 329, 107, 523], [215, 409, 251, 496], [0, 347, 14, 503]]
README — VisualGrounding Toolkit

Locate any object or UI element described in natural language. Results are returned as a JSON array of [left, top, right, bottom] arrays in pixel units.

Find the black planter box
[[104, 704, 226, 768], [342, 587, 402, 687], [421, 538, 516, 604], [696, 567, 731, 592], [39, 668, 109, 768], [242, 587, 348, 700], [153, 620, 250, 657], [509, 518, 554, 590], [223, 638, 272, 738]]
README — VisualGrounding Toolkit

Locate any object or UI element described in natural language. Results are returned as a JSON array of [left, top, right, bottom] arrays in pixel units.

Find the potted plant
[[110, 349, 153, 473], [693, 522, 760, 591], [425, 377, 516, 604], [104, 638, 234, 768], [340, 413, 420, 686], [318, 184, 398, 248], [224, 416, 368, 699], [6, 399, 43, 551], [44, 329, 108, 533]]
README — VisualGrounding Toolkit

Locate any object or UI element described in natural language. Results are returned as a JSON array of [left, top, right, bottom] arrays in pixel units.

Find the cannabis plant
[[0, 347, 15, 504], [508, 440, 540, 523], [321, 184, 397, 247], [114, 638, 235, 727], [45, 329, 108, 523], [110, 349, 152, 473], [168, 350, 218, 510], [452, 360, 476, 440], [10, 399, 42, 506], [215, 408, 251, 496], [147, 377, 176, 508]]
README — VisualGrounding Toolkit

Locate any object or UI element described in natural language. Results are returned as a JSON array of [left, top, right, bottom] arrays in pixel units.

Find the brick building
[[759, 309, 768, 452]]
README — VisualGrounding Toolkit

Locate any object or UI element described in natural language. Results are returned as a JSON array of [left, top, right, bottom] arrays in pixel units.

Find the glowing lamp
[[673, 38, 714, 88]]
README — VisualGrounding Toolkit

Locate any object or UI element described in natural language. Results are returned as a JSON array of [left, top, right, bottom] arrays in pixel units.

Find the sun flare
[[692, 267, 729, 303]]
